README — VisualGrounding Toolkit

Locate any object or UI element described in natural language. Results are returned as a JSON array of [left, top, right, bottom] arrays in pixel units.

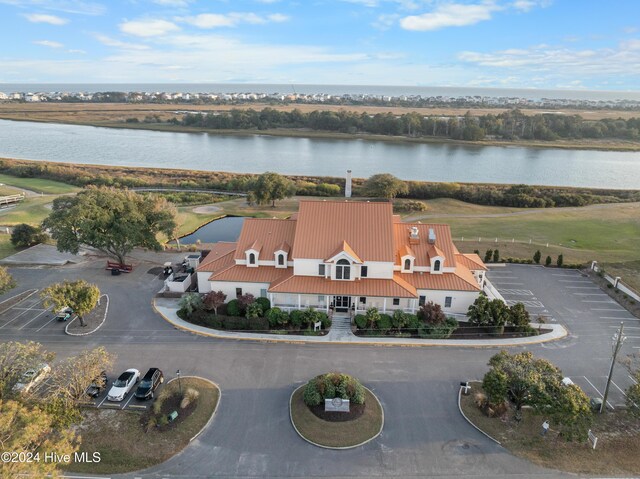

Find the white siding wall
[[197, 272, 212, 293], [364, 261, 394, 279], [417, 290, 479, 315], [293, 258, 324, 276], [208, 281, 270, 300]]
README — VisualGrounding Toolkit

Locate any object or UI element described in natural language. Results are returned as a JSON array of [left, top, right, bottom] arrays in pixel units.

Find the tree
[[363, 173, 409, 199], [508, 302, 530, 329], [484, 249, 493, 263], [238, 293, 256, 310], [557, 254, 564, 267], [0, 399, 79, 478], [547, 382, 592, 440], [41, 280, 100, 328], [365, 307, 381, 328], [42, 187, 177, 265], [492, 249, 500, 263], [467, 295, 509, 327], [45, 347, 114, 418], [203, 290, 226, 315], [10, 223, 48, 248], [417, 301, 447, 325], [545, 255, 552, 266], [0, 341, 54, 400], [178, 292, 204, 316], [250, 172, 296, 207], [0, 265, 15, 294], [533, 250, 541, 264]]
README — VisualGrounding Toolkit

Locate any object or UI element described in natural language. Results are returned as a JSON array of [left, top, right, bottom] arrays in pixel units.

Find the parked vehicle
[[12, 363, 51, 394], [55, 307, 74, 321], [134, 368, 164, 400], [85, 371, 108, 398], [107, 369, 140, 402]]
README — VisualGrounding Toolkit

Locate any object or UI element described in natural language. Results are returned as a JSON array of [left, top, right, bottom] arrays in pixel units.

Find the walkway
[[153, 298, 567, 347]]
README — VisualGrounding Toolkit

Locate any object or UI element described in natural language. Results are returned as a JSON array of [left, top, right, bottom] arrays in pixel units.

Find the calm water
[[179, 216, 245, 244], [0, 119, 639, 189]]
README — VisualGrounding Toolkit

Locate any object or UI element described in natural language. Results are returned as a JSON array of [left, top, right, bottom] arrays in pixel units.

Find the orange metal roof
[[393, 223, 457, 268], [197, 242, 237, 273], [455, 253, 488, 271], [400, 269, 481, 292], [291, 201, 395, 262], [325, 240, 363, 263], [268, 275, 417, 298], [209, 265, 292, 283], [233, 218, 296, 261]]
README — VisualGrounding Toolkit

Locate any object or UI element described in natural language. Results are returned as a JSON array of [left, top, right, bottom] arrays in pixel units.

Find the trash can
[[111, 268, 121, 276]]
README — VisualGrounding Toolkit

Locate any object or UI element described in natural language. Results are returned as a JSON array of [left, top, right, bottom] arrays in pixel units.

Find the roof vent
[[428, 228, 436, 244]]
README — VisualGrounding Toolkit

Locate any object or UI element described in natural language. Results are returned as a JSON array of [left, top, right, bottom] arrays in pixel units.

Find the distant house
[[197, 201, 486, 315]]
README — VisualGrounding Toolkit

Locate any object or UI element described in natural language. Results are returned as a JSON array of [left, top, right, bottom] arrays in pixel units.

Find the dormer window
[[430, 256, 444, 274], [249, 253, 256, 265], [401, 256, 414, 273], [336, 259, 351, 280], [434, 260, 441, 272], [404, 258, 411, 270], [278, 254, 284, 266]]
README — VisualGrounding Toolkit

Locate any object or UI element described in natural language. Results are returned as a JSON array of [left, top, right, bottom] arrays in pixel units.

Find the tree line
[[179, 107, 640, 141]]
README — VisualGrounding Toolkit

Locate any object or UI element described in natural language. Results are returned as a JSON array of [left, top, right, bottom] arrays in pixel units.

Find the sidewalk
[[153, 298, 568, 347]]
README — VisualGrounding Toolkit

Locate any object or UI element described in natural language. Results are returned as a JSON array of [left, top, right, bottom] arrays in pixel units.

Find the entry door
[[334, 296, 351, 312]]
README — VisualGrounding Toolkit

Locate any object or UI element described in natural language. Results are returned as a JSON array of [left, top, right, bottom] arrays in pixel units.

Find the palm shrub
[[266, 307, 288, 327], [245, 302, 263, 319], [365, 307, 380, 328], [178, 293, 203, 316]]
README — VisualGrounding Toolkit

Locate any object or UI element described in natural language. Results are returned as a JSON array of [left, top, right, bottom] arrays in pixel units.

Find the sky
[[0, 0, 639, 90]]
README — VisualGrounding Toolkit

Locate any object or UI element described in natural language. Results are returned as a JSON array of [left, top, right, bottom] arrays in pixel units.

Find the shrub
[[10, 223, 48, 248], [266, 307, 288, 327], [493, 249, 500, 263], [226, 299, 242, 317], [255, 296, 271, 312], [354, 314, 367, 329], [319, 312, 331, 329], [405, 313, 420, 331], [533, 250, 541, 264], [301, 307, 323, 328], [484, 249, 493, 263], [176, 307, 188, 320], [418, 301, 446, 325], [377, 313, 392, 332], [557, 254, 564, 267], [418, 316, 458, 339], [245, 302, 263, 319], [303, 382, 322, 406], [180, 388, 200, 409], [302, 372, 366, 407], [238, 293, 255, 310], [248, 316, 269, 331], [178, 293, 203, 316], [365, 307, 380, 327], [289, 309, 304, 328], [545, 255, 552, 266]]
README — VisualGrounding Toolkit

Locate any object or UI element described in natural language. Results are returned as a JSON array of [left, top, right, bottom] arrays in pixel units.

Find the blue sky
[[0, 0, 639, 90]]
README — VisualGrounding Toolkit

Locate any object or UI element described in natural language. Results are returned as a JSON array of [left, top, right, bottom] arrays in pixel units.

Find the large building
[[197, 200, 487, 315]]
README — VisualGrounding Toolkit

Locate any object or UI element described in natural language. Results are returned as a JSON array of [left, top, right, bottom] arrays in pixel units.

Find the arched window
[[336, 259, 351, 280], [404, 258, 411, 270], [249, 253, 256, 265], [434, 259, 441, 272], [278, 254, 284, 266]]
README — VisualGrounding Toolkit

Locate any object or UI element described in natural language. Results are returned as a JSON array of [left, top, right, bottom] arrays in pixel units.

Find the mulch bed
[[308, 402, 365, 422], [140, 393, 197, 431], [66, 295, 108, 334], [584, 269, 640, 319], [354, 322, 551, 339]]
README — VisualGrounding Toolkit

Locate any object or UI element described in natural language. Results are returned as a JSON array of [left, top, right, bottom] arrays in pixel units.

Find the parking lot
[[0, 290, 69, 333], [487, 264, 639, 409]]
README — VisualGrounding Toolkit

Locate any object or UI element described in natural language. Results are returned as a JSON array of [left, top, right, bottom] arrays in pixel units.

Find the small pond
[[178, 216, 245, 244]]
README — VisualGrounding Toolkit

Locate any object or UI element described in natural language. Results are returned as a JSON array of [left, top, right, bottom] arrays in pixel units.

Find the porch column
[[383, 298, 387, 314], [297, 294, 301, 309], [326, 295, 329, 313], [268, 292, 274, 306]]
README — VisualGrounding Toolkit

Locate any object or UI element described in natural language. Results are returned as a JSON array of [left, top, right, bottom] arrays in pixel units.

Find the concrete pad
[[0, 243, 87, 266]]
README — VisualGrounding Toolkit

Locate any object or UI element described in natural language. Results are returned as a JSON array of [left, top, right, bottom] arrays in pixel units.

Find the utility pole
[[600, 322, 626, 413]]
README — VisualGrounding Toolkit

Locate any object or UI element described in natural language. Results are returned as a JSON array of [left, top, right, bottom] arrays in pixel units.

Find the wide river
[[0, 119, 639, 188]]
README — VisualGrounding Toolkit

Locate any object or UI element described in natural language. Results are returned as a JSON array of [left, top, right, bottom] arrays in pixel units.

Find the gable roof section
[[393, 223, 457, 268], [209, 265, 291, 284], [402, 269, 481, 292], [197, 242, 237, 273], [233, 218, 297, 261], [455, 253, 488, 271], [292, 201, 395, 262], [325, 240, 363, 263]]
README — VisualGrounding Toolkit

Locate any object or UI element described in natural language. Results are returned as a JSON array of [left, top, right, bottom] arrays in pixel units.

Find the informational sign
[[325, 397, 350, 412], [588, 429, 598, 449]]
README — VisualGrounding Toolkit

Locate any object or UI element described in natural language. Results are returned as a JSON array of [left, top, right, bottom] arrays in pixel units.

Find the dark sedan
[[134, 368, 164, 400], [85, 371, 108, 398]]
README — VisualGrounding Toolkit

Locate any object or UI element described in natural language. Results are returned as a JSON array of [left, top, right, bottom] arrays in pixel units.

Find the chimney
[[428, 228, 436, 244], [409, 226, 419, 245], [345, 170, 352, 198]]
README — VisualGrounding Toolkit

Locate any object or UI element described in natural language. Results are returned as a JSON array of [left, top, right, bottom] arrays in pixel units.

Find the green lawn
[[0, 235, 17, 259], [0, 173, 80, 194], [0, 196, 53, 226]]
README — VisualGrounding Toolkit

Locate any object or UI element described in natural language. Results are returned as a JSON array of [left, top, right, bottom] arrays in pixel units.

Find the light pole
[[176, 369, 182, 396], [600, 322, 626, 414]]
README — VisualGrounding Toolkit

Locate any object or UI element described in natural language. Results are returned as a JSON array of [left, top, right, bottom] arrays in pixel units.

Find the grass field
[[0, 235, 16, 259], [0, 196, 54, 226], [0, 173, 80, 194]]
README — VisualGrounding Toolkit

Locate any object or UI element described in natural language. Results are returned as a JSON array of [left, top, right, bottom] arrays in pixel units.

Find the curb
[[163, 375, 221, 443], [65, 294, 109, 336], [457, 384, 501, 446], [289, 384, 384, 450], [152, 299, 568, 348]]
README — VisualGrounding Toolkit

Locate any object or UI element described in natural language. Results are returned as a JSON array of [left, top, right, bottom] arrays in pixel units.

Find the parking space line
[[630, 375, 638, 385], [122, 393, 135, 409], [566, 286, 601, 289], [0, 299, 47, 329], [591, 308, 627, 312], [97, 395, 109, 408], [582, 300, 616, 303], [583, 376, 614, 410], [552, 273, 580, 276], [35, 315, 60, 332], [558, 279, 592, 283], [611, 381, 627, 398], [18, 307, 52, 330], [573, 293, 610, 296], [602, 316, 635, 320]]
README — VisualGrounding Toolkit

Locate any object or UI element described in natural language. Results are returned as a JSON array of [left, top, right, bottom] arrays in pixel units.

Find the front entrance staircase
[[328, 314, 353, 340]]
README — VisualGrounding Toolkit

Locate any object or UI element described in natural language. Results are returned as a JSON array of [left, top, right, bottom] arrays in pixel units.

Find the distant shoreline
[[2, 115, 639, 152]]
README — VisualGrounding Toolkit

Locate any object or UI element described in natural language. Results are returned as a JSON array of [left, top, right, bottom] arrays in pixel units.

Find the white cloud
[[94, 33, 150, 50], [511, 0, 551, 12], [120, 19, 180, 37], [400, 2, 499, 31], [24, 13, 69, 25], [0, 0, 105, 15], [178, 12, 289, 29], [33, 40, 64, 48], [152, 0, 192, 6], [67, 49, 86, 53]]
